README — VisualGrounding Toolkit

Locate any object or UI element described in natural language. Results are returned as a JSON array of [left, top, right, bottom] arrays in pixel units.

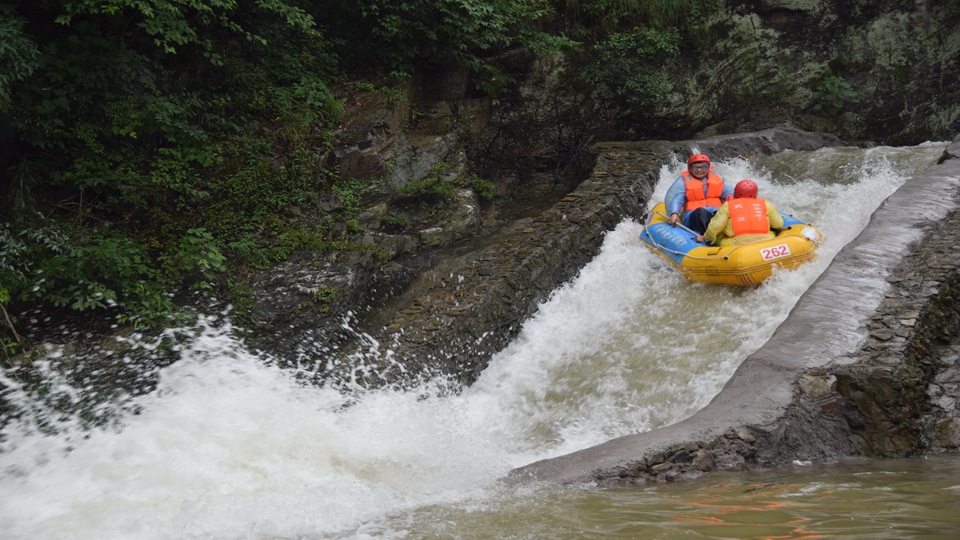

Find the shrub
[[0, 1, 340, 335], [470, 174, 496, 201], [812, 74, 859, 117], [313, 0, 573, 93], [583, 27, 681, 110], [395, 176, 457, 203]]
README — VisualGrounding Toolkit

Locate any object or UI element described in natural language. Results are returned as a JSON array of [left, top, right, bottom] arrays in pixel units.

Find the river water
[[1, 142, 957, 539]]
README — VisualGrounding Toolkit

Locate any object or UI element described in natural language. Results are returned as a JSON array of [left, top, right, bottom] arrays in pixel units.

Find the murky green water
[[395, 454, 960, 539]]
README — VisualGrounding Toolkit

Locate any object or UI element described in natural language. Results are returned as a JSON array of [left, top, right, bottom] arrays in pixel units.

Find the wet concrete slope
[[509, 135, 960, 485]]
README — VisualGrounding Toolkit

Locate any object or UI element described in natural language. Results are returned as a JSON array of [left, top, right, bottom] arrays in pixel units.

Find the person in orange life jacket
[[693, 180, 785, 246], [665, 154, 734, 235]]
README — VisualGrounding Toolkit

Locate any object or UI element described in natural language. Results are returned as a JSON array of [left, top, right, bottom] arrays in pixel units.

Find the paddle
[[656, 211, 704, 239]]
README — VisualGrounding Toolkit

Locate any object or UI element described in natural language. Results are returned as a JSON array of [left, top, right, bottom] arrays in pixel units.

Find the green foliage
[[395, 176, 457, 203], [311, 286, 337, 313], [332, 178, 368, 216], [198, 136, 343, 269], [380, 212, 412, 232], [352, 82, 405, 105], [160, 228, 226, 289], [0, 1, 341, 330], [0, 4, 40, 111], [470, 174, 495, 201], [812, 74, 859, 117], [584, 27, 680, 109], [558, 0, 714, 32], [53, 0, 318, 62], [1, 219, 160, 315], [0, 219, 225, 326], [0, 265, 28, 353], [316, 0, 574, 93]]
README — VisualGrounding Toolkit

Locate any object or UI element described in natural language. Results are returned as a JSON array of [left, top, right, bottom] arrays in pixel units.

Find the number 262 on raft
[[761, 244, 791, 261]]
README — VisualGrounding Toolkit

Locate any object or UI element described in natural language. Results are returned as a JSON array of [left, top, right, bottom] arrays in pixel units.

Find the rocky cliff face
[[458, 1, 960, 151], [652, 0, 960, 143]]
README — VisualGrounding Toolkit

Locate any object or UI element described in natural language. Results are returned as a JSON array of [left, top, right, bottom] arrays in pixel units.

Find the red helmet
[[687, 153, 711, 166], [734, 180, 758, 199]]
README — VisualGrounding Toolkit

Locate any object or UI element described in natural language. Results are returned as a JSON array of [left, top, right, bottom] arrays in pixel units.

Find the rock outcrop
[[648, 0, 960, 144]]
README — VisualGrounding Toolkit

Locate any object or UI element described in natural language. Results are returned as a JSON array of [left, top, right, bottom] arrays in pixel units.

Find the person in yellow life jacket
[[665, 153, 734, 234], [694, 180, 784, 246]]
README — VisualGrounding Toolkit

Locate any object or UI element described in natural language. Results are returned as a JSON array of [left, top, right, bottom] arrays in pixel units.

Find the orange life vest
[[682, 170, 725, 211], [728, 198, 770, 236]]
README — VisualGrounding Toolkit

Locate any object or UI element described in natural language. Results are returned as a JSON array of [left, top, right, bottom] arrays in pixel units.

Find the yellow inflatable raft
[[639, 202, 824, 286]]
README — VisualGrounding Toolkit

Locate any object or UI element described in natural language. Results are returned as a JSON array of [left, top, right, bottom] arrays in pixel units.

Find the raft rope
[[648, 210, 741, 260], [641, 223, 727, 261], [640, 223, 817, 261]]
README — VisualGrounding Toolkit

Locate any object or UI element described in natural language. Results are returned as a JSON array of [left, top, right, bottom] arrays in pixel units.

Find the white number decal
[[761, 244, 792, 261]]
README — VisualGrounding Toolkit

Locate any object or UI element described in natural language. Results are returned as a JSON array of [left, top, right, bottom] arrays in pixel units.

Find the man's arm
[[719, 176, 735, 201], [665, 177, 686, 217], [703, 204, 731, 245], [766, 200, 784, 230]]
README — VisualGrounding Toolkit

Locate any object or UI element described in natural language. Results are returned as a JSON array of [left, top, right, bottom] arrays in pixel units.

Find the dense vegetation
[[0, 0, 715, 361]]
